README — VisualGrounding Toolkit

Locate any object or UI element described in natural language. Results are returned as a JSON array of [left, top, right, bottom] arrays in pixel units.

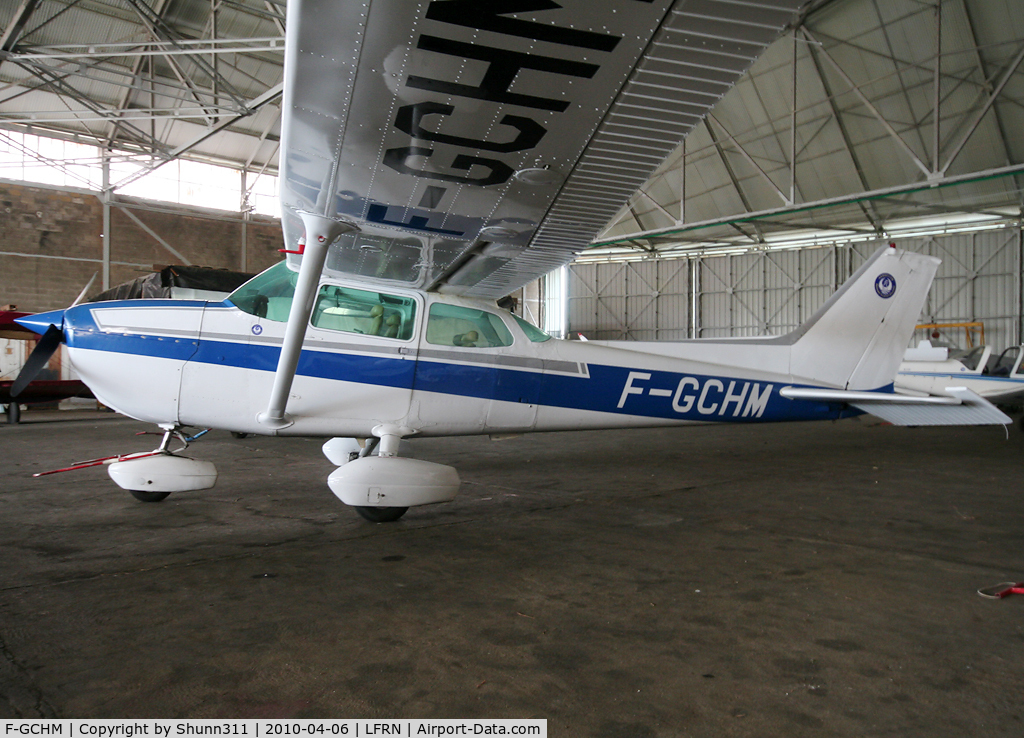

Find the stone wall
[[1, 180, 283, 313]]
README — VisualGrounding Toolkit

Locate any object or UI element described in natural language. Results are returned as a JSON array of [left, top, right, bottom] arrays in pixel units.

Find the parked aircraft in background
[[898, 340, 1024, 404], [11, 0, 1012, 521]]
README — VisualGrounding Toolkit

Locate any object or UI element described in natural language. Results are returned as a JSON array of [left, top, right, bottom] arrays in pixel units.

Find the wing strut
[[258, 212, 358, 429]]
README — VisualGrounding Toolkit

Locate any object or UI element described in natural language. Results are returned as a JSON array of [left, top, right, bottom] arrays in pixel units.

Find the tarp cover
[[91, 266, 254, 302]]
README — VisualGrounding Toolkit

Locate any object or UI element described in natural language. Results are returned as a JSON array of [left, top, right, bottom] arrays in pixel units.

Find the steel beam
[[941, 42, 1024, 176], [705, 118, 765, 246], [589, 162, 1024, 249], [709, 113, 791, 205], [802, 27, 933, 179], [805, 34, 883, 233], [9, 58, 161, 151], [122, 0, 245, 116], [0, 0, 42, 53], [108, 82, 283, 191], [869, 0, 933, 175], [115, 204, 192, 265]]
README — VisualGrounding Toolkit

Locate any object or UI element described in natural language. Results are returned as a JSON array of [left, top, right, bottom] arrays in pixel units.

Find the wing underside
[[280, 0, 804, 298]]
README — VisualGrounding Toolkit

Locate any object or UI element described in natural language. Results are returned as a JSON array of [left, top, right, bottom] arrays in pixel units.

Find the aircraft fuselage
[[60, 287, 852, 439]]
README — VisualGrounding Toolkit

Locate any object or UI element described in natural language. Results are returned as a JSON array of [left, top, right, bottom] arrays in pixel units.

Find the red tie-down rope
[[978, 582, 1024, 599]]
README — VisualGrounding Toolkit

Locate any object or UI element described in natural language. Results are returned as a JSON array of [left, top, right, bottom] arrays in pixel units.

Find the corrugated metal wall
[[568, 259, 689, 340], [568, 227, 1023, 351]]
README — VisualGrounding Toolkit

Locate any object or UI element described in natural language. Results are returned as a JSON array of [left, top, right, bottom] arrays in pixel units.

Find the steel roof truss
[[0, 0, 43, 52], [802, 26, 932, 179]]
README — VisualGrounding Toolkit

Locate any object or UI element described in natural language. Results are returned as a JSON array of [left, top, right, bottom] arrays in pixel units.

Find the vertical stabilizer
[[788, 246, 939, 390]]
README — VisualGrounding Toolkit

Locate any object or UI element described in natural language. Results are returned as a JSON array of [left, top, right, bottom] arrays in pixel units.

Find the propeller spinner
[[11, 311, 67, 398]]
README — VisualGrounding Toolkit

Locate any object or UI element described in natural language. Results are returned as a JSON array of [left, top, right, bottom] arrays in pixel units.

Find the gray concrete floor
[[1, 408, 1023, 735]]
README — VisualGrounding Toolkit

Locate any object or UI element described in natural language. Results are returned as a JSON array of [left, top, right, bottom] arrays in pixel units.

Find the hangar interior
[[2, 0, 1024, 349], [2, 0, 1024, 731]]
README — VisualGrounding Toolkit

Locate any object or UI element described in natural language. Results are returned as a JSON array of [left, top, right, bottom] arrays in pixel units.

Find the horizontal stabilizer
[[781, 386, 1011, 426]]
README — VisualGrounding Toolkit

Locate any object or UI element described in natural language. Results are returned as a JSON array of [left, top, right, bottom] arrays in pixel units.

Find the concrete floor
[[1, 408, 1022, 735]]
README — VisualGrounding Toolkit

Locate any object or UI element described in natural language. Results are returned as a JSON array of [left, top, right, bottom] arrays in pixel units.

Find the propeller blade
[[11, 324, 64, 398], [71, 272, 98, 307]]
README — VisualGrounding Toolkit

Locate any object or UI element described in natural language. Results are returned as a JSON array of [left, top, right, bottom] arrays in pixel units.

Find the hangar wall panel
[[697, 247, 839, 337], [569, 228, 1023, 353], [568, 259, 689, 340]]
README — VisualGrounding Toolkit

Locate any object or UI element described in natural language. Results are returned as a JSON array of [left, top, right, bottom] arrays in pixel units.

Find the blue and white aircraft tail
[[594, 245, 938, 392], [575, 245, 1008, 429]]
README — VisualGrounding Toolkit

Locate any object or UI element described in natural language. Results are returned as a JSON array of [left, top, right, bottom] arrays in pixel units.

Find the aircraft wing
[[280, 0, 805, 298]]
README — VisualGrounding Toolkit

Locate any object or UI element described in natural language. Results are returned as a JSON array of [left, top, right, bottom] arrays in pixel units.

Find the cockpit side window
[[311, 284, 417, 340], [227, 261, 298, 322], [426, 303, 513, 348]]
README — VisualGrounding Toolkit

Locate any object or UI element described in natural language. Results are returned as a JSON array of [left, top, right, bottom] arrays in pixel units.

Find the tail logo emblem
[[875, 273, 897, 299]]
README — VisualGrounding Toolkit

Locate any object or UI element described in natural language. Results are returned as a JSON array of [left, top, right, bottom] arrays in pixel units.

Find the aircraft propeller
[[10, 323, 64, 398], [10, 273, 95, 399]]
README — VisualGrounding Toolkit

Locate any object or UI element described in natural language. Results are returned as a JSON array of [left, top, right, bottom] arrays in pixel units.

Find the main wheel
[[129, 489, 172, 502], [231, 432, 249, 439], [6, 403, 20, 424], [354, 506, 408, 522]]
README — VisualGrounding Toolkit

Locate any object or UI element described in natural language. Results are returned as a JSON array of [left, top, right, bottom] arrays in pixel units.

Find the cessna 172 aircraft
[[12, 0, 1012, 521]]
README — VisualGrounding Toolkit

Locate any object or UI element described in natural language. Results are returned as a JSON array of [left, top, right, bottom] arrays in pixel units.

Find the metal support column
[[933, 0, 941, 175], [790, 29, 798, 204], [240, 169, 249, 272], [101, 151, 111, 290]]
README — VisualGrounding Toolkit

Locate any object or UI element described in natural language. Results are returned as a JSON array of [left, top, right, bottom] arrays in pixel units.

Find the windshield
[[992, 346, 1021, 376], [226, 261, 298, 322], [512, 313, 552, 342], [956, 346, 987, 371]]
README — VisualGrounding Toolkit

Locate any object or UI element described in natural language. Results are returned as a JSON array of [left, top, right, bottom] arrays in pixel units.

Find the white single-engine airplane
[[897, 341, 1024, 405], [13, 0, 1011, 521]]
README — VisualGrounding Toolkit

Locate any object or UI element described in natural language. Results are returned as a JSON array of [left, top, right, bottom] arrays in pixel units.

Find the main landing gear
[[323, 436, 411, 521], [322, 426, 461, 523], [130, 489, 172, 503]]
